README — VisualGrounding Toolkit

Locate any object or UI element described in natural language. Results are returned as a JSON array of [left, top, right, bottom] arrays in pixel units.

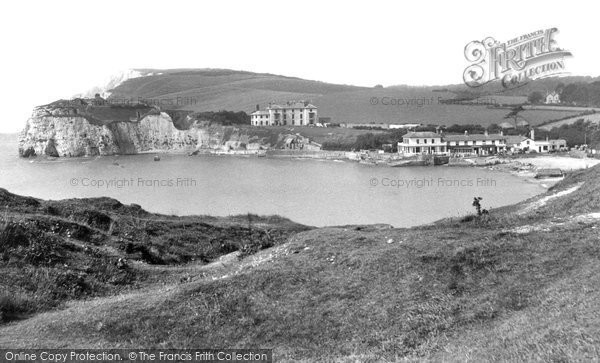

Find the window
[[424, 139, 428, 144], [416, 139, 420, 144], [431, 139, 435, 144]]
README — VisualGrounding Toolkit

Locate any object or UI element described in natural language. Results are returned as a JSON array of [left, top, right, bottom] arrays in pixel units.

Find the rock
[[18, 102, 274, 158], [44, 138, 59, 157], [19, 146, 36, 157], [116, 257, 129, 270]]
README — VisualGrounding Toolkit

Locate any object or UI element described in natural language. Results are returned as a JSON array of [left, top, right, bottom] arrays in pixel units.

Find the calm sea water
[[0, 134, 544, 227]]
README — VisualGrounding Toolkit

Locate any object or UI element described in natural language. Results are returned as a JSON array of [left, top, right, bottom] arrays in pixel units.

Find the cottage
[[505, 135, 529, 152], [533, 138, 567, 152], [507, 130, 567, 153], [545, 91, 560, 104]]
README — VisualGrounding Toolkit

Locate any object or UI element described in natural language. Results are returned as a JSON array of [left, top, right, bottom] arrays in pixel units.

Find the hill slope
[[1, 165, 600, 360], [106, 69, 584, 127]]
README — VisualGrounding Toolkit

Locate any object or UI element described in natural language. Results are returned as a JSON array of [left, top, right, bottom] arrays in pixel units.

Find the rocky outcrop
[[18, 101, 272, 157]]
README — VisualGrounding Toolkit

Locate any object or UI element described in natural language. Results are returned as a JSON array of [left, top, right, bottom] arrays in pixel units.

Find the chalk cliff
[[18, 99, 269, 157]]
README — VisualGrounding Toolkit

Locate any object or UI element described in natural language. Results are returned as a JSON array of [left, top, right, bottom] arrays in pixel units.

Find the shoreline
[[463, 154, 600, 189]]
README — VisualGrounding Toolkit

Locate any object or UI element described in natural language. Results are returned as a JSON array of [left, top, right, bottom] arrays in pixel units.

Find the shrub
[[0, 293, 30, 323]]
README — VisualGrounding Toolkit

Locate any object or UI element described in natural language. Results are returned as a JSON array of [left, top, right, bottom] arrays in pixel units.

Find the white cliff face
[[74, 69, 144, 99], [20, 114, 119, 157], [19, 105, 266, 158]]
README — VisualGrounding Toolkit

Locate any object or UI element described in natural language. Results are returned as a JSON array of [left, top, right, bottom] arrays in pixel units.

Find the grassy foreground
[[1, 165, 600, 361]]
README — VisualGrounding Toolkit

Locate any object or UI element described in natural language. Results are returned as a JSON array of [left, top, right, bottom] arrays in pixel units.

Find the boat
[[388, 159, 427, 167], [359, 159, 376, 165], [535, 168, 564, 179], [153, 155, 161, 161], [433, 155, 449, 165]]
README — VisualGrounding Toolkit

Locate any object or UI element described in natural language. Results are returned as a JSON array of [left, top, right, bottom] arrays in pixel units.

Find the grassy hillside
[[0, 189, 309, 324], [107, 69, 582, 127], [109, 69, 366, 115], [441, 76, 600, 98], [1, 165, 600, 360]]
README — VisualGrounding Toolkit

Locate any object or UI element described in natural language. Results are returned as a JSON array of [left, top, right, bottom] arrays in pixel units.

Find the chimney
[[256, 104, 260, 111], [484, 129, 489, 136], [530, 128, 535, 140], [500, 130, 504, 136], [464, 130, 468, 135]]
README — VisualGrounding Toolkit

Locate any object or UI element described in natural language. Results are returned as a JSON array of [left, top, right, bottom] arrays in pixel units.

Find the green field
[[108, 69, 583, 128]]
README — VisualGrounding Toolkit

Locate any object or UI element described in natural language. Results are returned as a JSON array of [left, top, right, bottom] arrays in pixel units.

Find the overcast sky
[[0, 0, 597, 132]]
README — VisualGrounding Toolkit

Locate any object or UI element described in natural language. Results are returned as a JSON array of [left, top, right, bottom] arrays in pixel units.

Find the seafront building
[[505, 130, 567, 153], [444, 131, 506, 156], [251, 101, 317, 126], [397, 132, 447, 155], [398, 129, 566, 156]]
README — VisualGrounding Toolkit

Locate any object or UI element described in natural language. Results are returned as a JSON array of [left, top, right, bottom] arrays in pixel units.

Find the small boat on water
[[388, 159, 427, 167], [153, 155, 161, 161], [535, 168, 564, 179], [359, 159, 377, 165], [433, 155, 450, 165]]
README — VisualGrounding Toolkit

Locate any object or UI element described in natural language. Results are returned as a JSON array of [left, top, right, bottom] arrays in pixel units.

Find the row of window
[[403, 138, 441, 144], [252, 120, 311, 126], [450, 140, 504, 146], [402, 139, 505, 146], [402, 146, 447, 152]]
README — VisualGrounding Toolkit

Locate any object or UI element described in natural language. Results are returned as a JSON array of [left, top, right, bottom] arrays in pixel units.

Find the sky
[[0, 0, 598, 133]]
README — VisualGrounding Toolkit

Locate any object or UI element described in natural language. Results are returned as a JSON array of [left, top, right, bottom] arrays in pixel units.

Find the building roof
[[251, 110, 269, 115], [403, 131, 440, 138], [505, 135, 528, 145], [534, 139, 567, 145], [443, 133, 505, 142], [268, 101, 317, 110]]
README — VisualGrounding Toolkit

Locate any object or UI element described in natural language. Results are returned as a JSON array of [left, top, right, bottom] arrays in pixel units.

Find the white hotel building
[[251, 101, 317, 126], [397, 132, 448, 155]]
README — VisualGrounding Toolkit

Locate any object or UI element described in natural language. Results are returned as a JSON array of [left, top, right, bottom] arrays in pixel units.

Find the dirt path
[[0, 239, 296, 348], [517, 183, 583, 215]]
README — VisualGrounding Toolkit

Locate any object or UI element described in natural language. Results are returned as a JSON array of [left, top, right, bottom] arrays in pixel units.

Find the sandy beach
[[473, 155, 600, 188]]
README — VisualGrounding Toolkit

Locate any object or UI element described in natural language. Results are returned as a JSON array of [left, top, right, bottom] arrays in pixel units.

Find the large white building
[[397, 132, 447, 155], [251, 101, 317, 126], [399, 129, 567, 156]]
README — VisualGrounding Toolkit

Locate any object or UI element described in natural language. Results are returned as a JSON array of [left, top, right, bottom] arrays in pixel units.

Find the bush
[[0, 293, 30, 323]]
